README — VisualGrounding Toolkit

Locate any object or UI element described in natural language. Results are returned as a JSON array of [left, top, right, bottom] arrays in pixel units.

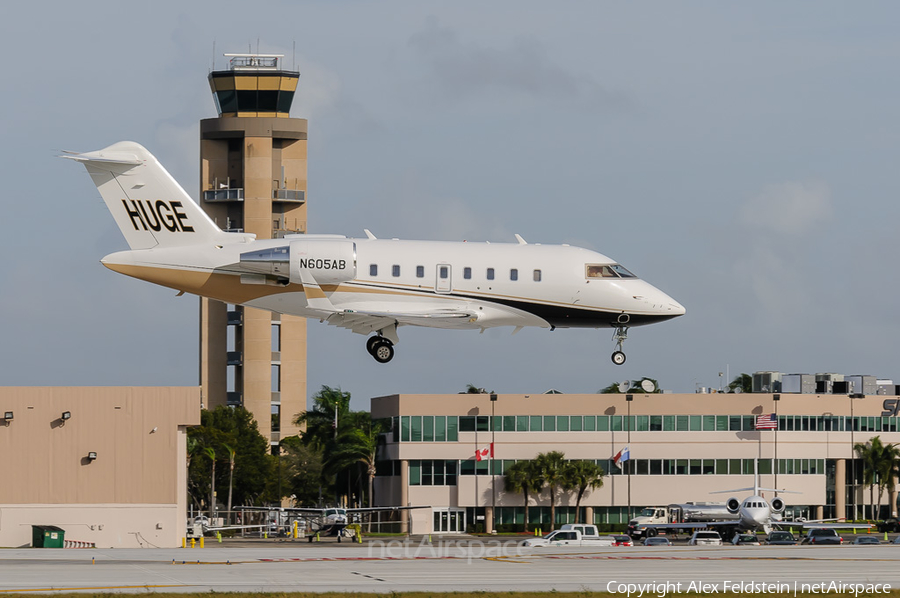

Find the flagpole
[[773, 394, 780, 496], [626, 394, 633, 520]]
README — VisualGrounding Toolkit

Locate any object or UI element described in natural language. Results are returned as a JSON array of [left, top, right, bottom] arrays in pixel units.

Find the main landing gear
[[611, 315, 630, 366], [366, 335, 394, 364]]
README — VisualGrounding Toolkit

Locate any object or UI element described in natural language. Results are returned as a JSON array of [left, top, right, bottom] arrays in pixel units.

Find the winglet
[[364, 229, 377, 240], [515, 234, 527, 245]]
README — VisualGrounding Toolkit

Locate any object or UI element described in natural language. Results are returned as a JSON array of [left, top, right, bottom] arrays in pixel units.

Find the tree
[[279, 436, 325, 507], [534, 451, 568, 529], [854, 437, 883, 520], [563, 460, 605, 523], [728, 374, 752, 393], [504, 460, 542, 531], [293, 385, 352, 451], [462, 384, 487, 394], [203, 446, 216, 516], [877, 441, 900, 519], [188, 406, 272, 509], [326, 419, 386, 510], [223, 443, 236, 522], [599, 377, 662, 393]]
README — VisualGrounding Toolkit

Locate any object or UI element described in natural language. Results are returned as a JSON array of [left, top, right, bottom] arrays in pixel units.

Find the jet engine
[[771, 497, 785, 513], [726, 498, 741, 514]]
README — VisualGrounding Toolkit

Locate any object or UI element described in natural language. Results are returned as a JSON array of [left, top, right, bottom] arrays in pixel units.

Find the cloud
[[408, 17, 634, 111], [739, 180, 832, 236]]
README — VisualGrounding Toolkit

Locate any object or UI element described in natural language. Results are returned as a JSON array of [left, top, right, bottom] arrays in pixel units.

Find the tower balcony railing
[[203, 188, 244, 202], [273, 189, 305, 202]]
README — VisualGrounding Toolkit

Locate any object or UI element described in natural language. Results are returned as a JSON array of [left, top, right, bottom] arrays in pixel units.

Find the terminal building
[[371, 390, 900, 534]]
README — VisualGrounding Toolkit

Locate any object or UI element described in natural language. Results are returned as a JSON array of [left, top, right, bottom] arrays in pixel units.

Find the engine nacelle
[[239, 238, 357, 285], [289, 238, 357, 285], [726, 497, 741, 514], [771, 497, 785, 513]]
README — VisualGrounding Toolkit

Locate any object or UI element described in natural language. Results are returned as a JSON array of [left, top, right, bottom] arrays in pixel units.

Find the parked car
[[688, 531, 723, 546], [878, 519, 900, 533], [853, 536, 881, 545], [644, 537, 673, 546], [732, 533, 760, 546], [612, 534, 633, 546], [805, 528, 842, 545], [765, 531, 797, 545]]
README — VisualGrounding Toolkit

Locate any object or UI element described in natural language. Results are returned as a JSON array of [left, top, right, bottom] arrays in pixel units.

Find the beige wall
[[0, 387, 200, 548]]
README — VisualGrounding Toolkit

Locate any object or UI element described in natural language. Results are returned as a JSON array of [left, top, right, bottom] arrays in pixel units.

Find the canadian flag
[[475, 443, 494, 461]]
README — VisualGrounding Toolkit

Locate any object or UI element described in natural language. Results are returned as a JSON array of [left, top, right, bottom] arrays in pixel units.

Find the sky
[[1, 2, 898, 412]]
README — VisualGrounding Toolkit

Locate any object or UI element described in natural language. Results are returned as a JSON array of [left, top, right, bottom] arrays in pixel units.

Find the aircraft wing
[[322, 309, 478, 336], [796, 520, 872, 529], [347, 505, 431, 513], [630, 522, 712, 531]]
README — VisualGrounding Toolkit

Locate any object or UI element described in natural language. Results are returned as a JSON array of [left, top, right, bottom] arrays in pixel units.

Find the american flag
[[756, 413, 777, 430]]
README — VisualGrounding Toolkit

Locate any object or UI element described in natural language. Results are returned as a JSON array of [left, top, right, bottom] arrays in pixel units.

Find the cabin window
[[463, 267, 472, 279], [370, 264, 378, 276], [392, 265, 400, 277], [486, 268, 495, 280], [416, 265, 425, 278], [533, 269, 541, 282], [510, 269, 518, 281]]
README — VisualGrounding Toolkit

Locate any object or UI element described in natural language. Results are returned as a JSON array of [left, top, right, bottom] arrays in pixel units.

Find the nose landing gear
[[366, 335, 395, 363], [611, 316, 630, 365]]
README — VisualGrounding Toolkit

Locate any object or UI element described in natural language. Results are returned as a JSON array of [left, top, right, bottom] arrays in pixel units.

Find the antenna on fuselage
[[364, 229, 377, 240], [514, 234, 527, 245]]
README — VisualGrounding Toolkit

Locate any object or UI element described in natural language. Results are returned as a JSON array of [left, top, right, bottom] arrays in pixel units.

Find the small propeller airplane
[[65, 141, 685, 364], [239, 505, 428, 541]]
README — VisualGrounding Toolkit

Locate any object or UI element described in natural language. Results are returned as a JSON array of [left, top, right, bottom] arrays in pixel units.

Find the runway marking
[[0, 585, 187, 593], [352, 571, 386, 582]]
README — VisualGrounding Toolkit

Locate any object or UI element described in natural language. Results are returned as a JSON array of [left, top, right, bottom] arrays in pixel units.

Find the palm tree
[[223, 443, 236, 523], [203, 446, 216, 518], [877, 441, 900, 519], [563, 460, 605, 523], [326, 420, 385, 511], [854, 437, 884, 519], [294, 385, 352, 451], [504, 460, 542, 531], [534, 451, 567, 530]]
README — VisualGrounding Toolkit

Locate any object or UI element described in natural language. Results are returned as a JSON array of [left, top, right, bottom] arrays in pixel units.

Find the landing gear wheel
[[366, 336, 381, 356], [371, 339, 394, 363], [610, 325, 629, 366]]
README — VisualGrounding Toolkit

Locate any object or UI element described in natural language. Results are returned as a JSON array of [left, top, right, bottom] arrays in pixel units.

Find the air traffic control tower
[[199, 53, 307, 450]]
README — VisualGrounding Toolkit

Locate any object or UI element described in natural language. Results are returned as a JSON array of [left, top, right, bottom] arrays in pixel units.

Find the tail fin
[[64, 141, 239, 250]]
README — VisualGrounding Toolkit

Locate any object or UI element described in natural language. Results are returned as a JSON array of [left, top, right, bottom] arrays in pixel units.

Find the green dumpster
[[32, 525, 65, 548]]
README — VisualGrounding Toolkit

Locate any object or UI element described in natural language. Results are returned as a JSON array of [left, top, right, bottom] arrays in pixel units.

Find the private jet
[[65, 142, 685, 364]]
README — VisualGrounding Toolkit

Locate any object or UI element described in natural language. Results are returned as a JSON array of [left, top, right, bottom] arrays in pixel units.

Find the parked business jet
[[65, 141, 685, 364]]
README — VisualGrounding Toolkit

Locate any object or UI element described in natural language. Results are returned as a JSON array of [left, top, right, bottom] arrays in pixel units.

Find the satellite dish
[[734, 387, 743, 394], [641, 379, 656, 393], [618, 381, 630, 393]]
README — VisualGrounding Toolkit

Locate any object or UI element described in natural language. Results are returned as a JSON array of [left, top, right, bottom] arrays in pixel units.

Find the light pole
[[490, 393, 497, 533], [626, 394, 633, 519], [773, 393, 780, 494]]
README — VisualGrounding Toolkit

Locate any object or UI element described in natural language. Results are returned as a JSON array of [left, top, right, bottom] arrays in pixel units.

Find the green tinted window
[[435, 416, 446, 442], [401, 416, 410, 442], [411, 416, 422, 442], [517, 416, 529, 432], [570, 416, 583, 431], [530, 415, 543, 431], [447, 417, 458, 441], [596, 416, 609, 431], [544, 416, 556, 431], [557, 416, 569, 431], [423, 416, 434, 442], [583, 416, 596, 431]]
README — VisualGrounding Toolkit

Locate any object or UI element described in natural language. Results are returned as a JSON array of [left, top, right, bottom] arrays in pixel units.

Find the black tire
[[647, 527, 658, 538], [366, 336, 381, 355], [372, 340, 394, 364], [612, 351, 626, 365]]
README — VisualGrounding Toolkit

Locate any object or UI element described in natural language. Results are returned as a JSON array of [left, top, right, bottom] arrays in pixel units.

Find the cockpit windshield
[[586, 264, 637, 279]]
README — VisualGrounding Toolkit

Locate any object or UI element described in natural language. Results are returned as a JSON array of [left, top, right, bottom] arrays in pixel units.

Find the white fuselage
[[101, 236, 685, 333]]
